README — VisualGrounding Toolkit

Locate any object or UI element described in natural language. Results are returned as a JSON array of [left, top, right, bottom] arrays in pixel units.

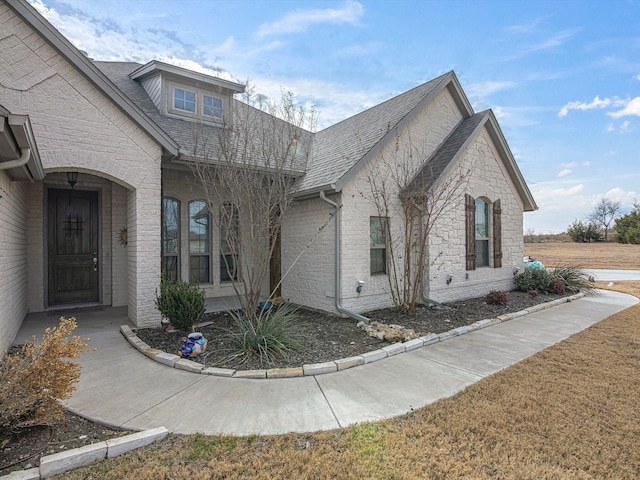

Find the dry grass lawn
[[63, 284, 640, 479], [525, 242, 640, 269]]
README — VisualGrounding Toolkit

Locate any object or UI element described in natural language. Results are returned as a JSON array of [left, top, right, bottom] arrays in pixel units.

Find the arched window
[[189, 200, 210, 283], [475, 198, 490, 267], [162, 198, 180, 281]]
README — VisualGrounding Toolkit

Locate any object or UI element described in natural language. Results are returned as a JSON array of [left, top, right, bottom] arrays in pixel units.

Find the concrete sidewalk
[[14, 290, 638, 436]]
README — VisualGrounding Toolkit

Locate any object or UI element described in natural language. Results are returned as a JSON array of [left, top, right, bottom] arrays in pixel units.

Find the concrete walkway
[[14, 290, 638, 436]]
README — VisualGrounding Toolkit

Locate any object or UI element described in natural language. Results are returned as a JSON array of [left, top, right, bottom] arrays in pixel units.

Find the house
[[0, 0, 536, 353]]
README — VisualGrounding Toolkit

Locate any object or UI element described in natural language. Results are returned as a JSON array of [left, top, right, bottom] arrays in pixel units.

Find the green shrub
[[155, 277, 206, 331], [227, 303, 304, 366], [566, 220, 601, 243], [485, 290, 508, 305], [614, 211, 640, 244], [548, 265, 595, 294], [515, 268, 552, 293], [0, 318, 87, 436]]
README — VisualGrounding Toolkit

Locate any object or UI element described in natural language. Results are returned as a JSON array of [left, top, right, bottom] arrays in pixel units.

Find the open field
[[525, 241, 640, 270], [63, 284, 640, 479]]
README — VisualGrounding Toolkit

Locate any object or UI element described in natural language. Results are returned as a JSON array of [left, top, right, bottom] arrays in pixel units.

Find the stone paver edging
[[121, 293, 585, 380], [0, 427, 168, 480]]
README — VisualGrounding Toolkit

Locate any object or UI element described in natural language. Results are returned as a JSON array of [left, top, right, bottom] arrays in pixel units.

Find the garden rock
[[357, 321, 422, 343]]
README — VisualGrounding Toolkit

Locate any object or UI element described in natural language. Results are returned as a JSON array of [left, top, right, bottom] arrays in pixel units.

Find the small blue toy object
[[179, 332, 207, 358]]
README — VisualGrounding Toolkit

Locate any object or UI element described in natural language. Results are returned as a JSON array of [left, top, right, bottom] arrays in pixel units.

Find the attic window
[[174, 88, 196, 113], [203, 95, 222, 119]]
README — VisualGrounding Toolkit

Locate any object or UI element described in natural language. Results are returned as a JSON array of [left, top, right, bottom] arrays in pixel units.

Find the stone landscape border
[[120, 293, 585, 380], [0, 427, 168, 480]]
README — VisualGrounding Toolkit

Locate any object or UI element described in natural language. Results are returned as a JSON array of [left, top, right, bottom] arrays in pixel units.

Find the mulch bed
[[136, 291, 570, 371], [0, 412, 130, 477]]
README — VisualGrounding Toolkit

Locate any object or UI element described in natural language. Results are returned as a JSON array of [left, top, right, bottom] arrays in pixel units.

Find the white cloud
[[468, 81, 516, 98], [255, 0, 364, 38], [557, 169, 572, 178], [636, 74, 640, 80], [605, 187, 637, 205], [558, 95, 623, 117], [503, 29, 580, 61], [560, 162, 576, 168], [505, 17, 547, 34], [583, 161, 591, 166], [609, 97, 640, 118]]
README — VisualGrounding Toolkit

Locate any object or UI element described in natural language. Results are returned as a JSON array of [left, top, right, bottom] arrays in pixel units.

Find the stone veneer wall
[[425, 128, 524, 302]]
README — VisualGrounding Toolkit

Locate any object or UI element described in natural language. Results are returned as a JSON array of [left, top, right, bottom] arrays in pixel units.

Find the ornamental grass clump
[[0, 318, 87, 436], [155, 277, 206, 332], [228, 303, 304, 366], [548, 264, 596, 294]]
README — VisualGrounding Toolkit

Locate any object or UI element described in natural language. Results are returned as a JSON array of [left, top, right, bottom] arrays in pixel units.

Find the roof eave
[[130, 60, 246, 93]]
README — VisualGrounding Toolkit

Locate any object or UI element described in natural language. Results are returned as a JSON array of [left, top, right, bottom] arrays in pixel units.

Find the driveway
[[586, 269, 640, 281]]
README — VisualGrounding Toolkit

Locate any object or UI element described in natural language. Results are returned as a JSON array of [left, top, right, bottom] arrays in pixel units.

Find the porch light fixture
[[446, 274, 453, 285], [67, 171, 78, 189]]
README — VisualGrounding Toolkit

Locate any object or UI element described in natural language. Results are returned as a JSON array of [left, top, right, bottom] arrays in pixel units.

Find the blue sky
[[30, 0, 640, 233]]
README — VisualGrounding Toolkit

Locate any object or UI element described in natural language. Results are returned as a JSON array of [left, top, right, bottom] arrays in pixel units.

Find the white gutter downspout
[[319, 191, 370, 324], [0, 147, 30, 171]]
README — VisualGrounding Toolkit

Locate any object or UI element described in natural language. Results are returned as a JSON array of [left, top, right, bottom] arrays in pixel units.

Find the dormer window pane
[[204, 95, 222, 119], [174, 88, 195, 112]]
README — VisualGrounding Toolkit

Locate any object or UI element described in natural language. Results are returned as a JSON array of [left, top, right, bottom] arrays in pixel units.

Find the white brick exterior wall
[[0, 3, 163, 330], [281, 196, 337, 312], [339, 87, 464, 313], [0, 170, 28, 353], [283, 88, 526, 315]]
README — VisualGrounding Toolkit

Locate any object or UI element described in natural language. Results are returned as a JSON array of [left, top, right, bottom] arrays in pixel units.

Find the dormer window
[[174, 88, 196, 113], [203, 95, 222, 119]]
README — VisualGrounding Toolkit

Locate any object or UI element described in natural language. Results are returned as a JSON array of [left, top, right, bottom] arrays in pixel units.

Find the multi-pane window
[[203, 95, 223, 119], [370, 217, 388, 275], [174, 88, 196, 113], [220, 203, 239, 282], [475, 198, 489, 267], [162, 198, 180, 281], [189, 200, 210, 283]]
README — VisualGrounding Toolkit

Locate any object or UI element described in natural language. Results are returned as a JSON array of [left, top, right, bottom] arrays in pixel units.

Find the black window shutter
[[493, 199, 502, 268]]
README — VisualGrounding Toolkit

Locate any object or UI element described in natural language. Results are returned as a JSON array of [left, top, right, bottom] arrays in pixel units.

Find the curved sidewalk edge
[[0, 427, 167, 480], [121, 293, 586, 379]]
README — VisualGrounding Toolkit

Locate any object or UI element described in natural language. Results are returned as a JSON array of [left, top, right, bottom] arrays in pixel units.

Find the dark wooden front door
[[48, 188, 99, 305]]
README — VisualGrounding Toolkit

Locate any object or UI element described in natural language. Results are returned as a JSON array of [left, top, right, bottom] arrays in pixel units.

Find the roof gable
[[296, 71, 474, 195], [405, 110, 537, 212], [5, 0, 179, 157]]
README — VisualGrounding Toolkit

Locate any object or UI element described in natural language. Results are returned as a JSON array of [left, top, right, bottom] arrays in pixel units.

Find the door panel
[[48, 188, 99, 305]]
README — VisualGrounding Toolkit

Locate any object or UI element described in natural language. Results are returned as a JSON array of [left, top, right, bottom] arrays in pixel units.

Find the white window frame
[[203, 95, 223, 119], [173, 87, 196, 113], [475, 198, 490, 267]]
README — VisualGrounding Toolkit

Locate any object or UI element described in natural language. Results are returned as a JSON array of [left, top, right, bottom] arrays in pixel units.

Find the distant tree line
[[565, 198, 640, 244]]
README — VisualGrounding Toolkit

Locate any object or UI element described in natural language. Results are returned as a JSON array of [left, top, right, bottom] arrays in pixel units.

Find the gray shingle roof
[[298, 73, 451, 192], [96, 63, 477, 196], [405, 111, 489, 194]]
